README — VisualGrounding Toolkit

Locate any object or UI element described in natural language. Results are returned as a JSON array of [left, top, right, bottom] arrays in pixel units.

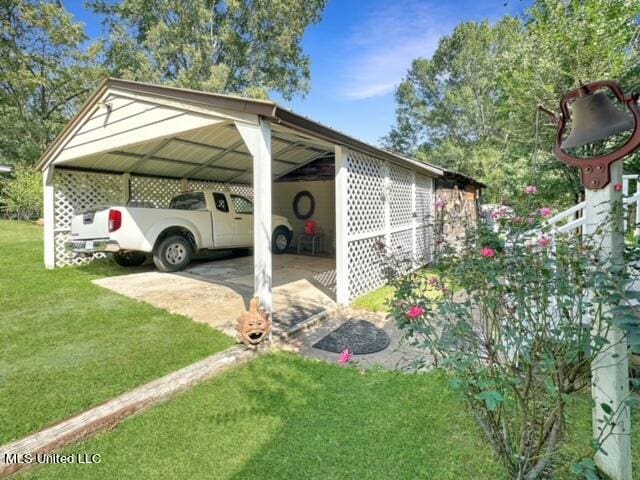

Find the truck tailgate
[[70, 208, 112, 240]]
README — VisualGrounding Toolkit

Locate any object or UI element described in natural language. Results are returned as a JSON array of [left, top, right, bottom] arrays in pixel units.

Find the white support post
[[584, 160, 632, 480], [383, 161, 391, 252], [180, 178, 188, 192], [636, 179, 640, 238], [335, 145, 349, 305], [43, 167, 56, 269], [236, 119, 273, 314], [122, 173, 131, 205], [411, 170, 417, 268]]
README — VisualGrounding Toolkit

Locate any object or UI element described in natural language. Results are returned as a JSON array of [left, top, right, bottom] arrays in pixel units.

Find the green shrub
[[2, 166, 42, 220]]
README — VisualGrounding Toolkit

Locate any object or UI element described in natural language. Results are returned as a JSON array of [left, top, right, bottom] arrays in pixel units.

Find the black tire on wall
[[153, 235, 193, 272], [113, 251, 147, 267], [272, 227, 291, 254]]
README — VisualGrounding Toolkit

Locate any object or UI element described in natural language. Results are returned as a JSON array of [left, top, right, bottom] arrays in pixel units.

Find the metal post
[[122, 173, 131, 205], [411, 170, 417, 268], [584, 160, 632, 480], [383, 161, 391, 251], [334, 145, 349, 305], [636, 179, 640, 238], [43, 167, 56, 269], [235, 119, 273, 314]]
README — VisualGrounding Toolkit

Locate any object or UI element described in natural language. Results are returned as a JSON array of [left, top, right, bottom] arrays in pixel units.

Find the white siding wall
[[272, 180, 335, 253]]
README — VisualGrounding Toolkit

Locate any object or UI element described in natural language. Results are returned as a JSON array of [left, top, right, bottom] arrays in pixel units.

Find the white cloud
[[339, 0, 450, 100]]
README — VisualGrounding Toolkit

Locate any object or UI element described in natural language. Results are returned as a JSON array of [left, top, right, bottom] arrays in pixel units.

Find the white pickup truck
[[67, 190, 293, 272]]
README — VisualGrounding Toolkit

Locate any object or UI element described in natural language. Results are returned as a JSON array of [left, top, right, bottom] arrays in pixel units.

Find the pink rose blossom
[[427, 276, 440, 286], [435, 198, 446, 210], [524, 185, 539, 195], [339, 349, 353, 366], [406, 305, 426, 319], [614, 183, 623, 192], [539, 207, 553, 218], [491, 207, 509, 221], [537, 236, 551, 248], [480, 247, 496, 258]]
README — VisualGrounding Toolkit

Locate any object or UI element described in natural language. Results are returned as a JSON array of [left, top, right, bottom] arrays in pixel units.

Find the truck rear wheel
[[272, 227, 291, 254], [153, 235, 192, 272], [113, 251, 146, 267]]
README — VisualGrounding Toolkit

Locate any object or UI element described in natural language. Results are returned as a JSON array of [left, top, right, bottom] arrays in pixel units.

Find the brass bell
[[561, 91, 634, 149]]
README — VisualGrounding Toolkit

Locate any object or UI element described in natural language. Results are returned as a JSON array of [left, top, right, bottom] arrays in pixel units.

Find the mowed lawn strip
[[0, 220, 234, 444], [21, 353, 507, 480]]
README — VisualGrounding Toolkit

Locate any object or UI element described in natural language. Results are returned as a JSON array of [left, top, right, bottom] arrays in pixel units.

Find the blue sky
[[63, 0, 527, 146]]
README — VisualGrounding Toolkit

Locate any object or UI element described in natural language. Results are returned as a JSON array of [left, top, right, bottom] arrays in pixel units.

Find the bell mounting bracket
[[541, 81, 640, 190]]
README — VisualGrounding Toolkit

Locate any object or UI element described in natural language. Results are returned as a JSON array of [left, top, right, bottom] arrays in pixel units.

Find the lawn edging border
[[0, 345, 260, 479]]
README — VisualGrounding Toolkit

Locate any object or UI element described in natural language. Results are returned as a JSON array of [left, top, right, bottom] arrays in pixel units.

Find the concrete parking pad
[[93, 254, 337, 338]]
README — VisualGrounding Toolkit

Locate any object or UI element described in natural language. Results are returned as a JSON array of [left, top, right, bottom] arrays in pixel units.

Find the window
[[213, 193, 229, 212], [231, 195, 253, 214], [169, 192, 206, 210]]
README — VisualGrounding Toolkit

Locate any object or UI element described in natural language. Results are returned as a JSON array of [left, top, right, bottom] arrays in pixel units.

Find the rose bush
[[389, 190, 640, 479]]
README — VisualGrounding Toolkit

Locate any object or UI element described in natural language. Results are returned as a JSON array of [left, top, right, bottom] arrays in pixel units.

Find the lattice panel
[[129, 176, 181, 208], [415, 225, 433, 265], [187, 180, 254, 199], [391, 228, 413, 273], [346, 150, 385, 236], [389, 164, 413, 228], [53, 170, 122, 266], [415, 173, 433, 225], [347, 235, 386, 300], [54, 231, 109, 266]]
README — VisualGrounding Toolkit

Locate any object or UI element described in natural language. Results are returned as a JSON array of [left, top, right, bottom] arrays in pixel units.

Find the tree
[[0, 0, 105, 166], [88, 0, 327, 100], [384, 0, 640, 206]]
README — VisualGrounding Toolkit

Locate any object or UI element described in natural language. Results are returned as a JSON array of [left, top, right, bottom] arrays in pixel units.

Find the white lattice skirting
[[345, 149, 434, 300]]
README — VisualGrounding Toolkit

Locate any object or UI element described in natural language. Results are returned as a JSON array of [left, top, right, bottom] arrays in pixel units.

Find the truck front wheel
[[272, 227, 291, 254], [153, 235, 193, 272], [113, 251, 146, 267]]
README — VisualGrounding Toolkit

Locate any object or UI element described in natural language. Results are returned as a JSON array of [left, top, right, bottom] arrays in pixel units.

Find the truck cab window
[[169, 192, 206, 210], [231, 195, 253, 214], [213, 193, 229, 212]]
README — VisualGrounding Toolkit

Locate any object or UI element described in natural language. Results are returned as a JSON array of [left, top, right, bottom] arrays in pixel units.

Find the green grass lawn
[[21, 352, 506, 480], [19, 353, 640, 480], [0, 220, 234, 444], [352, 267, 444, 313]]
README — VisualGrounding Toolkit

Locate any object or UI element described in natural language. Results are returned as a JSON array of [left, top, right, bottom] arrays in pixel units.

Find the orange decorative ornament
[[236, 297, 271, 346]]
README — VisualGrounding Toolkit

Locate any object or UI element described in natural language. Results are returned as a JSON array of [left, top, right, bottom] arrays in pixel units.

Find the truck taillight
[[108, 209, 122, 232]]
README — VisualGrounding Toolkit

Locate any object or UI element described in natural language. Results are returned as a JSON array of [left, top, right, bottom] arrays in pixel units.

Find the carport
[[37, 79, 443, 319]]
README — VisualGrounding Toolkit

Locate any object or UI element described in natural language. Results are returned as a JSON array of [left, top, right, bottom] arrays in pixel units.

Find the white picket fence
[[544, 174, 640, 240]]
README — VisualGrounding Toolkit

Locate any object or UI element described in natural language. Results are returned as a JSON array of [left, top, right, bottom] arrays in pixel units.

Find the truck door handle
[[234, 217, 242, 220]]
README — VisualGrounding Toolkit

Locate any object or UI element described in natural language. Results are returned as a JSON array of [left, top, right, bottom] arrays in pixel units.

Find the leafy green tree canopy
[[384, 0, 640, 205], [89, 0, 327, 100], [0, 0, 105, 166]]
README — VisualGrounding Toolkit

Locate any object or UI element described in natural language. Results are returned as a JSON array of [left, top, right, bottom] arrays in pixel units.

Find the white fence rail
[[542, 175, 640, 240]]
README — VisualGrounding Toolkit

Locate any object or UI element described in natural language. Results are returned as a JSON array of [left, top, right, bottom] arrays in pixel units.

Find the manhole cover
[[312, 320, 390, 354]]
